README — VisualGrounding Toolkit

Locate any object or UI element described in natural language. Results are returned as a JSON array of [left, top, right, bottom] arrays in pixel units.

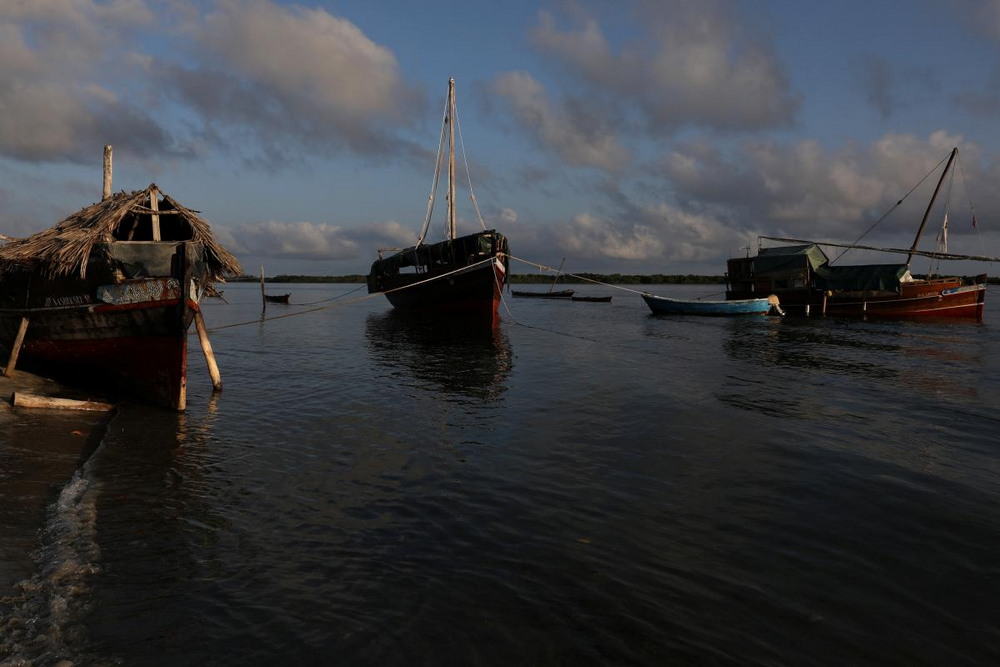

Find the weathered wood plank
[[12, 392, 114, 412]]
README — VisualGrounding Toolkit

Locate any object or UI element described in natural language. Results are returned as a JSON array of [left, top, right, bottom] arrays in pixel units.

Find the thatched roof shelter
[[0, 184, 242, 280]]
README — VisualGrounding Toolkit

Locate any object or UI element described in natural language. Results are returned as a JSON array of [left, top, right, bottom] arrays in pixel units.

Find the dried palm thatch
[[0, 183, 242, 280]]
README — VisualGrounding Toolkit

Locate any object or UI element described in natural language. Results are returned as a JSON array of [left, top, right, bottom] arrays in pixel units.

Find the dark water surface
[[2, 282, 999, 665]]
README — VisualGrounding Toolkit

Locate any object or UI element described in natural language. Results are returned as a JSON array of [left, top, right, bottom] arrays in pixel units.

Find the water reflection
[[83, 404, 234, 662], [364, 310, 513, 401], [717, 316, 986, 420]]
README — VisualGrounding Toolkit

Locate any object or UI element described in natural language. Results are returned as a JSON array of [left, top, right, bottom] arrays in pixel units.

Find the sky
[[3, 0, 1000, 277]]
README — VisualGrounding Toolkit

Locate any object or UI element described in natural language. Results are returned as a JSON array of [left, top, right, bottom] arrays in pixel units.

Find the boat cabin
[[727, 243, 909, 300]]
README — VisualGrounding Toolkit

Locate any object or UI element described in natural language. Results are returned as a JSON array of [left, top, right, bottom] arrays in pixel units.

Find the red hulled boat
[[0, 182, 241, 409], [726, 147, 992, 320], [366, 78, 509, 320]]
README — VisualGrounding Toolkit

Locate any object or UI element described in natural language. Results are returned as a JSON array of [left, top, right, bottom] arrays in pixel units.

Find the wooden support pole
[[103, 145, 112, 200], [194, 310, 223, 392], [260, 266, 266, 311], [12, 392, 114, 412], [149, 185, 161, 241], [4, 317, 29, 377]]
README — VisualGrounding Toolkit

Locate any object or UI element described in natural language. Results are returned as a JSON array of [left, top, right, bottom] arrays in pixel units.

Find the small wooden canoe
[[642, 293, 780, 316], [264, 293, 290, 304], [571, 295, 612, 303], [511, 289, 575, 298]]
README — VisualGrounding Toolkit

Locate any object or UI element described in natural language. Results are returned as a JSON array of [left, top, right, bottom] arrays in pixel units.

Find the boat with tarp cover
[[725, 147, 993, 319], [0, 176, 241, 410], [366, 78, 509, 319]]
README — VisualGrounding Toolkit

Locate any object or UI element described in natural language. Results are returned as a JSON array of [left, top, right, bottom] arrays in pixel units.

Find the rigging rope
[[206, 257, 502, 333], [493, 259, 601, 343], [206, 254, 707, 348], [416, 91, 451, 247], [831, 151, 951, 265], [957, 152, 990, 258], [453, 96, 488, 231]]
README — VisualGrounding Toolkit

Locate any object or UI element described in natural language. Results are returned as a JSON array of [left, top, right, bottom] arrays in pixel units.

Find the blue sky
[[2, 0, 1000, 277]]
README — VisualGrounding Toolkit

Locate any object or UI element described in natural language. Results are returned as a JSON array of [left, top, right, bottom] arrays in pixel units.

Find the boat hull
[[368, 230, 509, 320], [381, 259, 506, 317], [511, 289, 575, 298], [727, 278, 986, 320], [643, 293, 776, 316], [264, 293, 290, 304], [0, 242, 209, 410]]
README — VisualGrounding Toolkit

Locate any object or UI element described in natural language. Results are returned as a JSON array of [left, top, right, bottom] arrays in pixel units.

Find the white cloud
[[491, 71, 630, 173], [557, 212, 664, 261], [0, 0, 424, 165], [168, 0, 422, 157], [529, 1, 801, 132], [0, 4, 165, 162], [222, 219, 418, 262], [660, 132, 980, 243]]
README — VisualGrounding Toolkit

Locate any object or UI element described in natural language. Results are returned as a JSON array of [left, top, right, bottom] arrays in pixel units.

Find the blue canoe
[[642, 293, 781, 316]]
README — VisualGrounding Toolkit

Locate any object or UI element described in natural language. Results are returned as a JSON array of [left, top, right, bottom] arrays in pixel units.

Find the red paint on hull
[[750, 282, 986, 320], [2, 297, 197, 409], [383, 260, 506, 321]]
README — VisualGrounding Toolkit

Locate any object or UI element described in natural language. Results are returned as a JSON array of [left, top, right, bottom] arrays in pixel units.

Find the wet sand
[[0, 369, 112, 599]]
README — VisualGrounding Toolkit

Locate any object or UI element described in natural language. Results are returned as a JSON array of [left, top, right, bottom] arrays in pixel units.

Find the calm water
[[2, 281, 999, 665]]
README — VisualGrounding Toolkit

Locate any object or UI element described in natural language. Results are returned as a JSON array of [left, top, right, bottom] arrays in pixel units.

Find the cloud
[[0, 4, 172, 162], [0, 0, 425, 166], [658, 131, 981, 243], [529, 0, 801, 133], [164, 0, 424, 159], [490, 71, 630, 173], [220, 219, 417, 262]]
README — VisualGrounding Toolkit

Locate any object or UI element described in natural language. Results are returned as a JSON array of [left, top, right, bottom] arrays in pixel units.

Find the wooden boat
[[512, 289, 575, 298], [571, 295, 612, 303], [366, 78, 509, 319], [643, 293, 779, 316], [264, 293, 290, 304], [726, 147, 992, 319], [0, 177, 240, 410]]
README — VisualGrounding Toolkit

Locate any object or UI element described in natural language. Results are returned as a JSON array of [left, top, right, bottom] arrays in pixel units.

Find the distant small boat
[[571, 295, 612, 303], [512, 289, 575, 298], [642, 293, 780, 316], [263, 293, 290, 304]]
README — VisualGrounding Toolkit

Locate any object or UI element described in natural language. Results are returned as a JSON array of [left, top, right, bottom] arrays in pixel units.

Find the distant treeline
[[234, 274, 367, 283], [237, 273, 727, 284], [509, 273, 726, 284], [235, 272, 999, 285]]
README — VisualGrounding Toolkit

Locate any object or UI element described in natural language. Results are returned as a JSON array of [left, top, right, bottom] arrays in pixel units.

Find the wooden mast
[[447, 77, 456, 241], [907, 147, 957, 267]]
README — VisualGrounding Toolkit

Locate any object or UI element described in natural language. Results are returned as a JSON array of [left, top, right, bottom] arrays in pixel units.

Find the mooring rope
[[493, 264, 600, 343], [289, 283, 367, 306], [204, 257, 500, 333], [506, 255, 651, 297], [204, 253, 679, 341]]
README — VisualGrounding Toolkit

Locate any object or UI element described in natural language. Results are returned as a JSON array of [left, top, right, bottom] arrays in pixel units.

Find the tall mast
[[907, 147, 957, 267], [447, 77, 457, 241]]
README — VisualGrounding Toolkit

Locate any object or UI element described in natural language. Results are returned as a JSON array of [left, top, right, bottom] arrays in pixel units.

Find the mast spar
[[907, 147, 957, 267], [447, 77, 457, 241]]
